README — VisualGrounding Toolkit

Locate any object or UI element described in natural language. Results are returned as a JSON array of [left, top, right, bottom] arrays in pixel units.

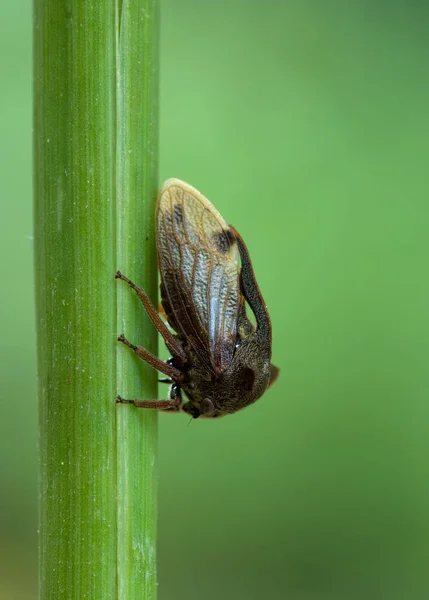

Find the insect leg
[[116, 396, 182, 411], [115, 270, 187, 363], [118, 334, 182, 381], [116, 383, 183, 412]]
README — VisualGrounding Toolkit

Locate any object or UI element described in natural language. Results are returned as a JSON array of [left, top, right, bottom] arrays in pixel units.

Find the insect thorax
[[181, 334, 271, 418]]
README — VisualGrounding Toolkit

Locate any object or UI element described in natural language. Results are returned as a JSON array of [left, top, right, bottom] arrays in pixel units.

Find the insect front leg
[[117, 383, 183, 412], [115, 270, 187, 363]]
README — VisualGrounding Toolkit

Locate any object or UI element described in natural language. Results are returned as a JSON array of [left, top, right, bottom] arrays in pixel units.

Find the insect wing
[[156, 179, 241, 374]]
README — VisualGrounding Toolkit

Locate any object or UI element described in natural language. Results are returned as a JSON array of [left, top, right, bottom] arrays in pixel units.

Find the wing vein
[[157, 180, 241, 374]]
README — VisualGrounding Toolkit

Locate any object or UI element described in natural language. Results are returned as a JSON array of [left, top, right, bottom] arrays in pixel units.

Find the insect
[[116, 178, 279, 418]]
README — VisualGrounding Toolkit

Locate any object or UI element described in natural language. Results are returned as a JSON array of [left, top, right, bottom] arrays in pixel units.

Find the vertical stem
[[34, 0, 159, 598], [116, 1, 159, 598], [34, 1, 117, 598]]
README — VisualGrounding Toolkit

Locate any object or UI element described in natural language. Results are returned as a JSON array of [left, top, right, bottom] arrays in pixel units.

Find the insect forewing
[[156, 179, 241, 374]]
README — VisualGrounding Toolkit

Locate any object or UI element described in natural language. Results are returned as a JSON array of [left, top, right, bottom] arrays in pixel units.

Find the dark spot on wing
[[173, 204, 183, 225], [211, 228, 235, 253]]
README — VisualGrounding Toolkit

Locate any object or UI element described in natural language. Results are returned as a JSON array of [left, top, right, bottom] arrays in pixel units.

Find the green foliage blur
[[2, 0, 429, 598]]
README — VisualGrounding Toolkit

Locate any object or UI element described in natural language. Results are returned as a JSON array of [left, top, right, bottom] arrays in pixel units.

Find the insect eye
[[201, 398, 215, 415]]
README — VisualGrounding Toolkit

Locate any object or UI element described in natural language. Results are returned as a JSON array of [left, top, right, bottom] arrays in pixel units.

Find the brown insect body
[[116, 179, 278, 418]]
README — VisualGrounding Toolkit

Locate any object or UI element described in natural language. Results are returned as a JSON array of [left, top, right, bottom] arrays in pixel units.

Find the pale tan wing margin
[[156, 179, 241, 374]]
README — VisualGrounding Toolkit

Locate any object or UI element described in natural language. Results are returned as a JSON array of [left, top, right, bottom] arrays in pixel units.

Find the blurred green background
[[2, 0, 429, 598]]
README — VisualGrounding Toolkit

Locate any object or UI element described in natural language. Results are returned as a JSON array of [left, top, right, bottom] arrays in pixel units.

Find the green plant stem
[[34, 1, 159, 598], [116, 1, 159, 598]]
